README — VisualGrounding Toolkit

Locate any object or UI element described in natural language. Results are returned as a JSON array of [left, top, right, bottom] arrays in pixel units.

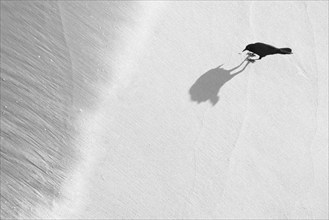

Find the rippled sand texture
[[1, 1, 139, 219]]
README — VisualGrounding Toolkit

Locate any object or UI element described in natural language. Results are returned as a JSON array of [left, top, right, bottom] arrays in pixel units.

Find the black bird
[[243, 42, 292, 61]]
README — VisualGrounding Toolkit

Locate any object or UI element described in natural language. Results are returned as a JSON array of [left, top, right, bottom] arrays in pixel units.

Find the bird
[[243, 42, 292, 61]]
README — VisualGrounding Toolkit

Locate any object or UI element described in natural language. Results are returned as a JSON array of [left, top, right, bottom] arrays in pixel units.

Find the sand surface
[[1, 1, 327, 219]]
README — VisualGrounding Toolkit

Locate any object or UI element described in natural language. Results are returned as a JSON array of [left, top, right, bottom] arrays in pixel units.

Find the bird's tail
[[279, 48, 292, 54]]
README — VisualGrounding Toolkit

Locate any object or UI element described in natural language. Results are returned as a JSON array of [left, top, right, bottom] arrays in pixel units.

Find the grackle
[[243, 42, 292, 61]]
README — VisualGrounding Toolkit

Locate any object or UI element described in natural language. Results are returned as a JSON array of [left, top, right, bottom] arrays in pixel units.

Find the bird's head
[[243, 44, 252, 52]]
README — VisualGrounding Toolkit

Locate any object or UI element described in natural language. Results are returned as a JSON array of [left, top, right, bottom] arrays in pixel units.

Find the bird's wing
[[255, 42, 277, 49]]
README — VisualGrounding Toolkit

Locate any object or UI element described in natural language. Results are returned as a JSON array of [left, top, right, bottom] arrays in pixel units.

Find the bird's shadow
[[189, 58, 251, 106]]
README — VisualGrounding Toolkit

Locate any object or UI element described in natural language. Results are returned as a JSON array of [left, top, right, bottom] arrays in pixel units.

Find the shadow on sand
[[189, 58, 251, 106]]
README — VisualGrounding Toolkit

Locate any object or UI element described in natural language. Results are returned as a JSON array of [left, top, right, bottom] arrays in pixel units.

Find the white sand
[[49, 1, 328, 219]]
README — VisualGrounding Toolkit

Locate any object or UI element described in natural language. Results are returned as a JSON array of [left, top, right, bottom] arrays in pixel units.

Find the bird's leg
[[246, 52, 262, 63], [247, 58, 255, 63], [247, 52, 256, 57], [246, 52, 256, 63]]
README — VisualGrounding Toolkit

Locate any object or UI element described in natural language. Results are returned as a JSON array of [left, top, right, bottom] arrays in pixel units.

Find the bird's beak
[[242, 49, 246, 52]]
